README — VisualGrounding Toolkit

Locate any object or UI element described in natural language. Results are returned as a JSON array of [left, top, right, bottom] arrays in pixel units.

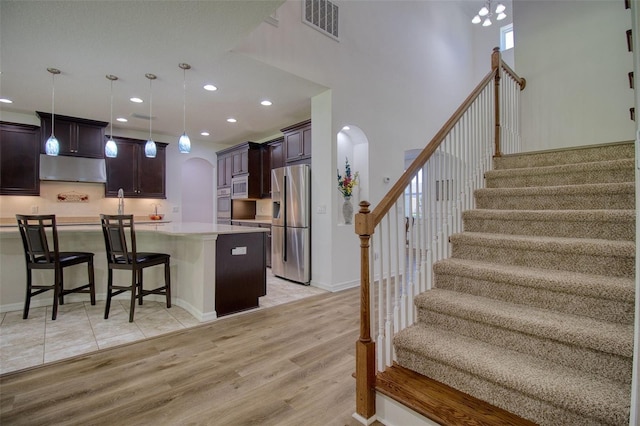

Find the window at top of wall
[[501, 23, 514, 51]]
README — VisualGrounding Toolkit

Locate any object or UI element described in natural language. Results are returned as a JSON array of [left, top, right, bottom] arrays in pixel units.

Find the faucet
[[117, 188, 124, 215]]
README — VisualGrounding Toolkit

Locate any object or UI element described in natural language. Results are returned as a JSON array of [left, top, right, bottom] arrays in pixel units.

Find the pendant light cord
[[51, 72, 55, 137], [183, 67, 187, 133], [149, 77, 153, 140], [110, 79, 114, 138]]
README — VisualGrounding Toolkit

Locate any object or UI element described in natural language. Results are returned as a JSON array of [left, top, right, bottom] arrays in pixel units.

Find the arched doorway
[[181, 158, 214, 223]]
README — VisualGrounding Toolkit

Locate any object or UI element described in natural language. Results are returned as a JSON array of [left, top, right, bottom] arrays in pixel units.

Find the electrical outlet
[[316, 205, 326, 214], [31, 206, 38, 214], [172, 206, 179, 213]]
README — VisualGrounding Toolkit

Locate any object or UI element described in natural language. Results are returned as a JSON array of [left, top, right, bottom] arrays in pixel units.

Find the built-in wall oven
[[217, 187, 231, 224]]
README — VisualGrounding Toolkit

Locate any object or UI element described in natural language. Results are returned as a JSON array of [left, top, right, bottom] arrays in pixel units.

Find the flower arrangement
[[337, 157, 359, 198]]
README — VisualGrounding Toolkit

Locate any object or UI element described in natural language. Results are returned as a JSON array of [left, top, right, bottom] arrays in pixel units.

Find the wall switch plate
[[31, 206, 38, 214], [172, 206, 179, 213], [316, 205, 326, 214]]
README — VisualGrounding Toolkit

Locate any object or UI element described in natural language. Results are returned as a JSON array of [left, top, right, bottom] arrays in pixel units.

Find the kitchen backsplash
[[1, 183, 274, 223], [0, 181, 172, 220]]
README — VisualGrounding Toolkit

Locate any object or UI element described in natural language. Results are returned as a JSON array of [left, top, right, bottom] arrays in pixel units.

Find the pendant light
[[144, 73, 157, 158], [178, 63, 191, 153], [105, 75, 118, 158], [45, 67, 61, 156]]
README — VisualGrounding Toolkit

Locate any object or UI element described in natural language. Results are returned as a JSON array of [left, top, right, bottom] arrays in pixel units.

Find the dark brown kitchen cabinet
[[217, 142, 262, 198], [261, 137, 283, 198], [105, 136, 167, 198], [229, 221, 271, 268], [269, 137, 285, 170], [282, 119, 311, 165], [37, 112, 107, 158], [232, 149, 249, 175], [0, 122, 40, 196], [217, 155, 232, 188], [215, 232, 266, 316], [231, 142, 261, 177]]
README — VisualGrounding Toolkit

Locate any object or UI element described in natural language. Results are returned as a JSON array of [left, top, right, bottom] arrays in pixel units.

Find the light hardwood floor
[[0, 287, 383, 426]]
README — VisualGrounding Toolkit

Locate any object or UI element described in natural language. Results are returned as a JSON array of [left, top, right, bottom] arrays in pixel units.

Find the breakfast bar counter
[[0, 222, 269, 321]]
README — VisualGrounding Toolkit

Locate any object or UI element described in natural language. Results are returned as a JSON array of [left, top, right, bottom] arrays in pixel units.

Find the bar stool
[[16, 214, 96, 320], [100, 214, 171, 322]]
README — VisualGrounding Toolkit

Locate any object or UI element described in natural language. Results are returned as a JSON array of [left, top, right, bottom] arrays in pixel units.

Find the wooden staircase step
[[376, 364, 537, 426]]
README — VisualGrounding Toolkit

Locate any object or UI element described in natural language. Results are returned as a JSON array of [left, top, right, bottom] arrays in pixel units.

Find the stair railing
[[353, 47, 526, 422]]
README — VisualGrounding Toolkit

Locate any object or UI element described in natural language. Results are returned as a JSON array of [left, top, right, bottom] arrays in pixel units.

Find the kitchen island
[[0, 222, 268, 321]]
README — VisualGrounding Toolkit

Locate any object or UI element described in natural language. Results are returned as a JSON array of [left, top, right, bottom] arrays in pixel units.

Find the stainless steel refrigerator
[[271, 164, 310, 285]]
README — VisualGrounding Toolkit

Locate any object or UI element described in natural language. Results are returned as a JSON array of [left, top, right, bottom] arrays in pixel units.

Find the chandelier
[[472, 1, 506, 27]]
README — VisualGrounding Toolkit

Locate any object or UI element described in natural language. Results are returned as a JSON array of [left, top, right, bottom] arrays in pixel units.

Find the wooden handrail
[[501, 61, 527, 90]]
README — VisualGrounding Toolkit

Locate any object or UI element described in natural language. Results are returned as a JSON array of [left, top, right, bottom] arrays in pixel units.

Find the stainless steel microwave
[[231, 175, 249, 199]]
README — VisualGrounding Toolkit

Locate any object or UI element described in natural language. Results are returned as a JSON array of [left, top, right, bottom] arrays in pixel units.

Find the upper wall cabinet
[[282, 119, 311, 165], [105, 136, 167, 198], [0, 122, 40, 196], [217, 155, 233, 188], [261, 136, 284, 198], [216, 142, 262, 198], [37, 111, 107, 159]]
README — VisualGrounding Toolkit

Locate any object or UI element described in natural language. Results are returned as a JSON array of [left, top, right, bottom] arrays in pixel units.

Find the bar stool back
[[100, 214, 171, 322], [15, 214, 96, 320]]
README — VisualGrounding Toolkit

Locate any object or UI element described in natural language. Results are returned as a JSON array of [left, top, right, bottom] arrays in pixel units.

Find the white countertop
[[0, 222, 269, 236], [137, 222, 270, 235]]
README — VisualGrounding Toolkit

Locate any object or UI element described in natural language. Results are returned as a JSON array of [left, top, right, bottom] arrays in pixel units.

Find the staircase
[[393, 141, 636, 426]]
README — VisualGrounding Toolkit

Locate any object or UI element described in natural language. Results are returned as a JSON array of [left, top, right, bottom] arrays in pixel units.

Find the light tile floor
[[0, 273, 326, 375]]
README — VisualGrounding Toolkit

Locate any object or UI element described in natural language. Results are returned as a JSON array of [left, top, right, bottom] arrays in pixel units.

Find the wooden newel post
[[354, 201, 376, 421], [492, 46, 502, 158]]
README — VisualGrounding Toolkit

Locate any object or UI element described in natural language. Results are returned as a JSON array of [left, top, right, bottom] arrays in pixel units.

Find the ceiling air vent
[[303, 0, 339, 40]]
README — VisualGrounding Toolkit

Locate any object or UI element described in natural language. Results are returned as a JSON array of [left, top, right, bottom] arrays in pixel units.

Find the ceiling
[[0, 1, 327, 147]]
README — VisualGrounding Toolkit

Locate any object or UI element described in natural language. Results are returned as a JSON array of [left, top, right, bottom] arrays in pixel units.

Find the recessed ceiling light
[[116, 117, 128, 122], [342, 126, 350, 130], [227, 118, 237, 123], [204, 84, 217, 91], [200, 131, 210, 136], [260, 100, 272, 106], [0, 98, 13, 104], [130, 97, 143, 103]]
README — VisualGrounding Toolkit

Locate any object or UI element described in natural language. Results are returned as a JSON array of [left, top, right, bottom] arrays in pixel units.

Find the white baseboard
[[352, 412, 377, 425], [311, 278, 359, 292]]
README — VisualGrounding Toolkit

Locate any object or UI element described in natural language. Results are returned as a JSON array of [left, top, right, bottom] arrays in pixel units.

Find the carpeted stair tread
[[394, 324, 630, 426], [493, 141, 634, 170], [462, 209, 635, 241], [450, 232, 635, 259], [414, 289, 633, 358], [433, 258, 635, 303], [485, 158, 634, 188], [450, 232, 634, 278], [475, 182, 635, 210], [433, 258, 635, 325]]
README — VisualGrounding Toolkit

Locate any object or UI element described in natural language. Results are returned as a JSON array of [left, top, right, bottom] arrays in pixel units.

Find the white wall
[[236, 0, 490, 290], [514, 0, 634, 151]]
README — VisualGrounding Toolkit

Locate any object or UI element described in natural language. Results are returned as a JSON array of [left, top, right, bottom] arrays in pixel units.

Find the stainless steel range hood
[[39, 154, 107, 183]]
